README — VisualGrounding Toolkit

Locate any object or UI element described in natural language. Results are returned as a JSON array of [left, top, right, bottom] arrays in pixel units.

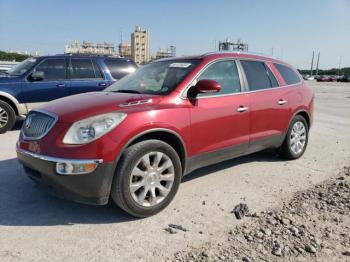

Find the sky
[[0, 0, 349, 69]]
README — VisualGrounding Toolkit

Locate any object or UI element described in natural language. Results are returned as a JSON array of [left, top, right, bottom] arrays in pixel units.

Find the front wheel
[[0, 101, 16, 134], [111, 140, 182, 217], [279, 115, 309, 160]]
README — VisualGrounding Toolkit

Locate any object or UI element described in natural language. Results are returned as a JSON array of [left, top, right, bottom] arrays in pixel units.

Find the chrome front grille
[[22, 110, 57, 140]]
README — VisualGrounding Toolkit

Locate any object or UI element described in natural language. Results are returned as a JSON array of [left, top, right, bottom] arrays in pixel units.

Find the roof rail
[[202, 51, 279, 60], [62, 53, 121, 57]]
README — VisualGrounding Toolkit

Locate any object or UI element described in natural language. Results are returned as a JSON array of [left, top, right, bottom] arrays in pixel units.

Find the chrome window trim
[[21, 109, 58, 141], [239, 59, 281, 91], [272, 62, 302, 86], [17, 147, 103, 164], [180, 57, 301, 100], [180, 58, 245, 99]]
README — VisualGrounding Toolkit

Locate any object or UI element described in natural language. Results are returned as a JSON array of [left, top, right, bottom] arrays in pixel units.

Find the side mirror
[[188, 79, 221, 98], [30, 71, 44, 81]]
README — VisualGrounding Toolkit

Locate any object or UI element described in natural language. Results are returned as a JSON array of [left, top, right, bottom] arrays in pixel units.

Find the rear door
[[68, 58, 109, 96], [240, 60, 290, 150], [188, 59, 250, 169], [21, 58, 69, 109]]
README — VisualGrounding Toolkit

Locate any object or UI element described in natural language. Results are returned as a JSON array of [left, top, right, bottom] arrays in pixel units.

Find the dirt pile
[[173, 166, 350, 261]]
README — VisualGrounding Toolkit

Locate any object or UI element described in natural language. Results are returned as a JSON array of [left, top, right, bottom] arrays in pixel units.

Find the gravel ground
[[173, 166, 350, 261], [0, 81, 349, 261]]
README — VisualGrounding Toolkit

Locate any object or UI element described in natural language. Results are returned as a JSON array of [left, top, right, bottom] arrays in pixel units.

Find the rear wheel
[[0, 101, 16, 134], [279, 115, 309, 160], [111, 140, 182, 217]]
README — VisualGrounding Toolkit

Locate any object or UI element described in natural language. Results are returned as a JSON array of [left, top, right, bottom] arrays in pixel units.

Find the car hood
[[40, 92, 159, 123]]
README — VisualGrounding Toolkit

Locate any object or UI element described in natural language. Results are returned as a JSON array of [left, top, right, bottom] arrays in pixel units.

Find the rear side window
[[105, 59, 137, 79], [34, 58, 66, 80], [197, 60, 241, 96], [241, 61, 278, 91], [274, 63, 300, 85], [70, 59, 96, 79]]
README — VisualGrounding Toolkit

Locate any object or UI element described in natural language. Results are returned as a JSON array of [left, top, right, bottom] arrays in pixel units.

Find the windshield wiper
[[113, 89, 141, 94]]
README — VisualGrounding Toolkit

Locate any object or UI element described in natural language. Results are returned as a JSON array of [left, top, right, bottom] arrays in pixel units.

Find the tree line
[[0, 50, 31, 62], [298, 67, 350, 76]]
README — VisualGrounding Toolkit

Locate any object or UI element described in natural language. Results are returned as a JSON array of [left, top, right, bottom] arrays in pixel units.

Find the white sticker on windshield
[[169, 63, 192, 68]]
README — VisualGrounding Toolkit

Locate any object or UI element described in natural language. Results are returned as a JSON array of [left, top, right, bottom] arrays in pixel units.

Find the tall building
[[170, 45, 176, 57], [131, 26, 150, 65], [118, 43, 132, 58]]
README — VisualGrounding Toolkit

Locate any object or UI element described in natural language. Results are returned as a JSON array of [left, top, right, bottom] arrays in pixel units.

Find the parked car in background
[[0, 55, 137, 133], [17, 52, 313, 217], [337, 75, 350, 82], [314, 75, 321, 81], [317, 75, 336, 82], [329, 75, 338, 82]]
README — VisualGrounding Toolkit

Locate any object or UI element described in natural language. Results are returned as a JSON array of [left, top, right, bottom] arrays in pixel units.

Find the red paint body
[[18, 53, 314, 172]]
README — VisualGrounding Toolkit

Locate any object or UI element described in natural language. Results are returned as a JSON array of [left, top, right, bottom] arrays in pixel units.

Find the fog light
[[56, 162, 99, 175]]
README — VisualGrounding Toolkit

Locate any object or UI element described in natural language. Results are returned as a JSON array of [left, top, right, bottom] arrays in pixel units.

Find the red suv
[[17, 52, 314, 217]]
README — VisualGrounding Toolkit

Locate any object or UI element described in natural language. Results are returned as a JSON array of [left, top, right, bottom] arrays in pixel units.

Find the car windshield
[[105, 59, 200, 95], [7, 57, 37, 76]]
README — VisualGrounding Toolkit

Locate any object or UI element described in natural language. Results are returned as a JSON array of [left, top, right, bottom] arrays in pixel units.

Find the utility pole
[[338, 56, 342, 76], [271, 47, 274, 56], [310, 51, 314, 76], [315, 52, 320, 76]]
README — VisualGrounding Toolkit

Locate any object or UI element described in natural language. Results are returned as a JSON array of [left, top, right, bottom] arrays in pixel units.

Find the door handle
[[237, 106, 249, 112], [98, 82, 107, 87], [278, 99, 287, 105], [57, 83, 65, 88]]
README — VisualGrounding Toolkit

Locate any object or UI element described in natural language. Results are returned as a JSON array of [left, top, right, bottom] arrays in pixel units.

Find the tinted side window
[[241, 60, 276, 91], [274, 63, 300, 85], [34, 58, 66, 80], [92, 60, 103, 79], [197, 60, 241, 96], [266, 66, 279, 87], [70, 59, 95, 79], [105, 59, 137, 79]]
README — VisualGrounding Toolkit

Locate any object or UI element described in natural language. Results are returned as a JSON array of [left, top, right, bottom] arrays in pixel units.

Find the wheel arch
[[116, 128, 188, 175], [294, 110, 310, 129], [0, 93, 19, 115]]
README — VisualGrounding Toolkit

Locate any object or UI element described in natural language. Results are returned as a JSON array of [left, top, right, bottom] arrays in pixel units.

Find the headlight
[[63, 112, 126, 144]]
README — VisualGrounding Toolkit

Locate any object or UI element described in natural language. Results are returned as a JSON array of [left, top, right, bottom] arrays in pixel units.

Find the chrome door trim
[[17, 147, 103, 164], [180, 57, 301, 100]]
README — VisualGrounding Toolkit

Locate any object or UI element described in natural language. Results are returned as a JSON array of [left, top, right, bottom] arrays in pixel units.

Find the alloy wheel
[[129, 151, 175, 207], [290, 121, 307, 155], [0, 106, 9, 128]]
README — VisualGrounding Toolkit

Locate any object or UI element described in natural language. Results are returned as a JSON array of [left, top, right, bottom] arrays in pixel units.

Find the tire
[[0, 101, 16, 134], [279, 115, 309, 160], [111, 140, 182, 217]]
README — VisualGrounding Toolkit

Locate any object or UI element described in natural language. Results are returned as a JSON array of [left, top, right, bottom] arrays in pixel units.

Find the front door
[[21, 58, 69, 110], [188, 60, 250, 169]]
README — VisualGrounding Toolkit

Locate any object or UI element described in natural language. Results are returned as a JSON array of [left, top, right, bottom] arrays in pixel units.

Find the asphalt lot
[[0, 81, 349, 261]]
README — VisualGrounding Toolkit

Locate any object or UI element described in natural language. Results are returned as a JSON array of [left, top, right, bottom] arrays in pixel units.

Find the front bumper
[[17, 148, 115, 205]]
